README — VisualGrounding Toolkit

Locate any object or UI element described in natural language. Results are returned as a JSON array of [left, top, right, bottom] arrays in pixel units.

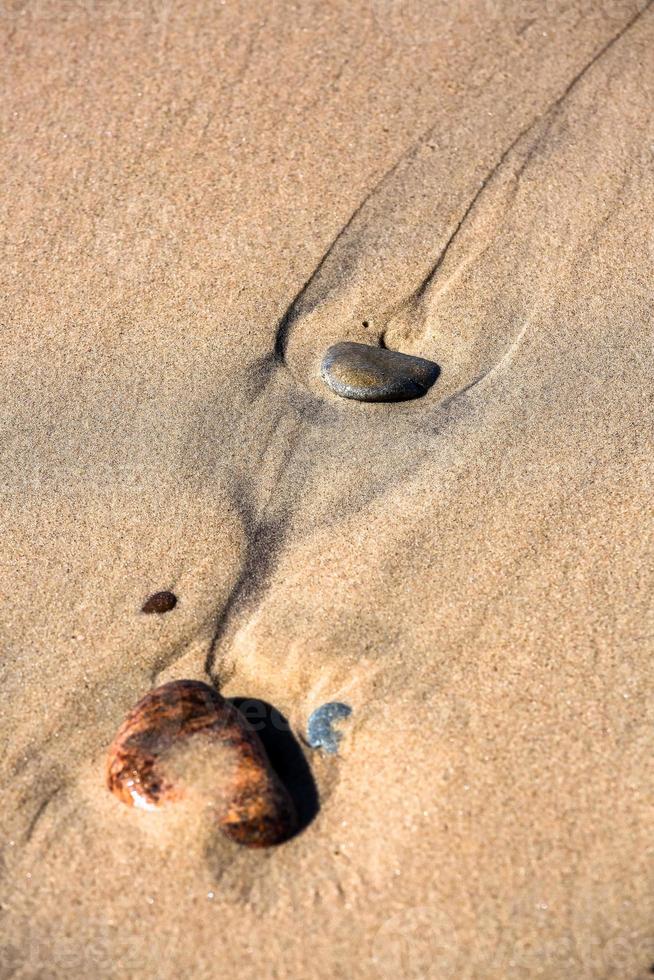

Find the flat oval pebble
[[106, 680, 298, 847], [141, 590, 177, 614], [320, 342, 440, 402]]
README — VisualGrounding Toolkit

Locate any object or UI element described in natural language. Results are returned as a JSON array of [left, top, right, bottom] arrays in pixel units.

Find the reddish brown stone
[[106, 680, 298, 848]]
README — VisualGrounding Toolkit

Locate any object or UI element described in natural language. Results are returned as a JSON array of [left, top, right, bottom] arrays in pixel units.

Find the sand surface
[[2, 1, 654, 976]]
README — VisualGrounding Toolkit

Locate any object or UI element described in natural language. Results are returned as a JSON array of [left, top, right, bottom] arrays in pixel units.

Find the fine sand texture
[[1, 1, 654, 977]]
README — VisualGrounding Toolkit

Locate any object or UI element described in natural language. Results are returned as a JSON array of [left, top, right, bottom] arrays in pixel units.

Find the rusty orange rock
[[106, 680, 297, 847]]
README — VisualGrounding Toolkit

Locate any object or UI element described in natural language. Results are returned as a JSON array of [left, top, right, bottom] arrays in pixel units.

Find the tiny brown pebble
[[141, 591, 177, 614], [106, 680, 298, 848]]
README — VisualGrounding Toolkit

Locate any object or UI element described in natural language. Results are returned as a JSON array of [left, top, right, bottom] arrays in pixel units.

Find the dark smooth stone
[[320, 342, 440, 402], [141, 590, 177, 614]]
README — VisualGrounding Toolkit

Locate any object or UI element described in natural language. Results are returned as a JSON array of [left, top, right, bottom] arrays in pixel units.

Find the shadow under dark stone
[[228, 698, 319, 837]]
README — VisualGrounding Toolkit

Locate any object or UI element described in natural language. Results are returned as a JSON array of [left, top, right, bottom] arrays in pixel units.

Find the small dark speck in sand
[[142, 591, 178, 615]]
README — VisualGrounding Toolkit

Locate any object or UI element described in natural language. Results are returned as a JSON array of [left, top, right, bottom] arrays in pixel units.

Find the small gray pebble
[[320, 341, 439, 402], [307, 702, 352, 754]]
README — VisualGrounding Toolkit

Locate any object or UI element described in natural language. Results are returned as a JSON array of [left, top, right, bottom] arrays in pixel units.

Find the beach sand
[[1, 1, 654, 976]]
